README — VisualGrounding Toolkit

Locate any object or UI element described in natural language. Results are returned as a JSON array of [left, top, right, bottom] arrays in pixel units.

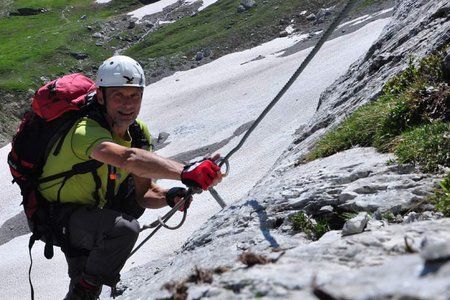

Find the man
[[37, 55, 222, 299]]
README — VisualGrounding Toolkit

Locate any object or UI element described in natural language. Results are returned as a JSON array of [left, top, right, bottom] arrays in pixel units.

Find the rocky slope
[[115, 1, 450, 299]]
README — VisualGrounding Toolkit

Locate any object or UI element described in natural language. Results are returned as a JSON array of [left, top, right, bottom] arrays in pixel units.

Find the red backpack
[[8, 73, 98, 219], [32, 73, 96, 121]]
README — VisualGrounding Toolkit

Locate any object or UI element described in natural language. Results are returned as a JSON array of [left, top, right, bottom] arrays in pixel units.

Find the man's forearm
[[91, 141, 184, 180], [137, 182, 168, 209], [125, 148, 184, 179]]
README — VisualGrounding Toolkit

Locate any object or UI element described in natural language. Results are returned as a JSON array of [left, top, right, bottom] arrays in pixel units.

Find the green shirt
[[38, 117, 151, 208]]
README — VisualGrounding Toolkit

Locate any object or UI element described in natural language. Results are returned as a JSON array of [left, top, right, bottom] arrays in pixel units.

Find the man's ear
[[96, 88, 105, 105]]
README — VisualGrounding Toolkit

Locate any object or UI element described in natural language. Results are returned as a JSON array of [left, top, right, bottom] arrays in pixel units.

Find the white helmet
[[96, 55, 145, 88]]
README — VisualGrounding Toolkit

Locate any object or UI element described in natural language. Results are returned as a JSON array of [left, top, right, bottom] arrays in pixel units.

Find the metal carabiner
[[215, 156, 230, 177]]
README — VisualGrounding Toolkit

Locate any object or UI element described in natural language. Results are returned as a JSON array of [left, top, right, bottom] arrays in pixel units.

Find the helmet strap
[[100, 87, 108, 113], [99, 87, 116, 129]]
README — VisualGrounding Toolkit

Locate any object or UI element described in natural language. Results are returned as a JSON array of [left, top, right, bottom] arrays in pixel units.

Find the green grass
[[290, 211, 330, 240], [307, 99, 390, 160], [430, 172, 450, 217], [394, 122, 450, 172], [305, 52, 450, 172], [0, 0, 141, 91], [0, 0, 343, 92], [126, 0, 338, 59]]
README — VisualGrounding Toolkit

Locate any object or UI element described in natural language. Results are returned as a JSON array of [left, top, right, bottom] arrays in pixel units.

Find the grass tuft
[[430, 172, 450, 217], [304, 51, 450, 173], [290, 211, 330, 240]]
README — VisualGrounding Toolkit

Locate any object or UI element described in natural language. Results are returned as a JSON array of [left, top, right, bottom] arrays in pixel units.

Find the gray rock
[[127, 21, 136, 29], [92, 32, 103, 39], [315, 7, 334, 23], [237, 1, 256, 13], [143, 20, 154, 28], [157, 132, 170, 143], [203, 48, 212, 58], [421, 237, 450, 261], [9, 7, 46, 16], [279, 30, 289, 37], [342, 212, 371, 236], [241, 0, 256, 9], [237, 5, 246, 13], [306, 13, 316, 21], [195, 51, 204, 61], [69, 52, 89, 60]]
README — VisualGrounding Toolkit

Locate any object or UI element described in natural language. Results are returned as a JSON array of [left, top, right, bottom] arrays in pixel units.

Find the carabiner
[[215, 156, 230, 177]]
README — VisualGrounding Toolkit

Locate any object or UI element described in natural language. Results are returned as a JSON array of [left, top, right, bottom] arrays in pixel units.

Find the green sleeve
[[71, 117, 113, 160]]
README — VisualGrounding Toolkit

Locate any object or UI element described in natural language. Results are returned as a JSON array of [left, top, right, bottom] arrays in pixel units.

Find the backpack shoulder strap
[[84, 93, 110, 130], [129, 121, 152, 151]]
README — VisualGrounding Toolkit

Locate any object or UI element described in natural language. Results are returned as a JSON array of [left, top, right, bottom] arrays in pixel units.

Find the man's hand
[[165, 187, 191, 211], [181, 158, 221, 190]]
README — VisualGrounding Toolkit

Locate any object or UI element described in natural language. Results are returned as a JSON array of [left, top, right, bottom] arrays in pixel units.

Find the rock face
[[286, 0, 450, 164], [116, 0, 450, 299], [120, 149, 447, 300]]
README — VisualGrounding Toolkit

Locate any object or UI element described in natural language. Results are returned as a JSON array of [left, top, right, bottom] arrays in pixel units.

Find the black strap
[[103, 121, 150, 206], [49, 115, 80, 158], [38, 159, 103, 184], [129, 121, 152, 150], [105, 165, 116, 203], [28, 236, 36, 300]]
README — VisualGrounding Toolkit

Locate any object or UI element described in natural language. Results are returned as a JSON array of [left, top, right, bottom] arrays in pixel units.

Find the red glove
[[181, 159, 220, 190]]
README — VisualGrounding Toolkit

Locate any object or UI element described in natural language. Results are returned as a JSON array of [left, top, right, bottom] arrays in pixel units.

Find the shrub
[[290, 212, 330, 240], [305, 51, 450, 172], [382, 54, 444, 97], [307, 100, 390, 161], [382, 57, 419, 96], [394, 122, 450, 172], [430, 172, 450, 217]]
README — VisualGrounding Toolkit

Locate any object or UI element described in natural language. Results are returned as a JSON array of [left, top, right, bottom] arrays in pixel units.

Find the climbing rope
[[130, 0, 356, 258], [221, 0, 356, 164]]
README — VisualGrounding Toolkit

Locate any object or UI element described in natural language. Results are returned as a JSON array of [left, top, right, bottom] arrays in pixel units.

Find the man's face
[[99, 86, 143, 130]]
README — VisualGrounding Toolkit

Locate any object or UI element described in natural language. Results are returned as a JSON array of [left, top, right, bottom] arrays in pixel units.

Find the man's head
[[95, 56, 145, 132]]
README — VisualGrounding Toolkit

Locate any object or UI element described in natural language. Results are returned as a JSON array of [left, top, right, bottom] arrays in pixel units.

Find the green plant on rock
[[373, 94, 413, 151], [430, 172, 450, 217], [382, 211, 395, 223], [382, 54, 443, 97], [290, 212, 330, 240], [314, 220, 331, 239], [416, 53, 445, 85], [394, 122, 450, 172], [382, 57, 419, 96], [306, 100, 390, 161], [341, 211, 358, 221], [375, 83, 450, 152], [304, 50, 450, 173]]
